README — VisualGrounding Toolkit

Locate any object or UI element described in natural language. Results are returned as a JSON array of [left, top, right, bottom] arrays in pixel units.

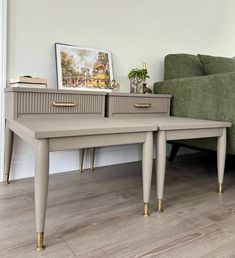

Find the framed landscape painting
[[55, 43, 113, 92]]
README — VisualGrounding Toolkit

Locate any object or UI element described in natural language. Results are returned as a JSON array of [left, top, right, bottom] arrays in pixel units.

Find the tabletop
[[10, 117, 158, 139], [115, 116, 232, 130]]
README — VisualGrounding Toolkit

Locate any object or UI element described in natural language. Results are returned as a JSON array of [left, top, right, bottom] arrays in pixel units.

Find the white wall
[[0, 0, 7, 181], [5, 0, 235, 180]]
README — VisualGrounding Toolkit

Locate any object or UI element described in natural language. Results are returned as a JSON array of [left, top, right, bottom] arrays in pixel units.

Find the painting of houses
[[56, 43, 113, 92]]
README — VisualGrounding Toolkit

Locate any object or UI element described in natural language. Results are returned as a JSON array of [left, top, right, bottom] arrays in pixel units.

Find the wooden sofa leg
[[168, 143, 180, 162]]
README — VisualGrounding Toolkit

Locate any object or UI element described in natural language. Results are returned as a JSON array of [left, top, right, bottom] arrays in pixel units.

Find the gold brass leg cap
[[156, 199, 163, 213], [218, 183, 223, 194], [36, 232, 45, 251], [37, 245, 45, 251], [143, 203, 150, 217]]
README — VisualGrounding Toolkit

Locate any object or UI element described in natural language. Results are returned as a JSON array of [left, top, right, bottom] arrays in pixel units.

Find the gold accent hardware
[[52, 101, 76, 107], [144, 202, 150, 217], [156, 199, 163, 213], [79, 149, 85, 173], [218, 183, 223, 194], [134, 103, 151, 108], [37, 232, 45, 251], [90, 148, 96, 172]]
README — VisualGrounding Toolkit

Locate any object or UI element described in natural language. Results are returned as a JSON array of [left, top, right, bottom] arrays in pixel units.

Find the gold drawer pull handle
[[52, 101, 76, 107], [134, 103, 151, 108]]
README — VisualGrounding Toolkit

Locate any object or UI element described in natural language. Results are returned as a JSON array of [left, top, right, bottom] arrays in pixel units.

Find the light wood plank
[[0, 153, 235, 257]]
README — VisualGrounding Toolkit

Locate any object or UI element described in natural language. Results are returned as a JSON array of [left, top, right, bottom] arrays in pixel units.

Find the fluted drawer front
[[17, 92, 104, 115], [109, 96, 170, 115]]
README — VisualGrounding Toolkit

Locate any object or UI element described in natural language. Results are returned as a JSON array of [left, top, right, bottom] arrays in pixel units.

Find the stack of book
[[10, 76, 48, 89]]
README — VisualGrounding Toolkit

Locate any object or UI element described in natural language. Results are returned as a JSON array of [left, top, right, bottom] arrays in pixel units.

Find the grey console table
[[4, 88, 158, 251], [114, 115, 231, 212], [106, 93, 231, 211]]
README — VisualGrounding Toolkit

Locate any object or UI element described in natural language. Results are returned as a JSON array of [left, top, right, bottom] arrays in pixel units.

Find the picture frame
[[55, 43, 113, 92]]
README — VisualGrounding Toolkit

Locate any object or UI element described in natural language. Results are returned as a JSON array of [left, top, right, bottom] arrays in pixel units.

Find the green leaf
[[128, 67, 150, 80]]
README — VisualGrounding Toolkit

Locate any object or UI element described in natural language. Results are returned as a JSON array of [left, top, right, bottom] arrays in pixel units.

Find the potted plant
[[128, 68, 150, 93]]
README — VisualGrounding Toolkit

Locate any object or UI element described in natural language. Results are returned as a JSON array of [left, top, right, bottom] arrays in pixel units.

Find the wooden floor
[[0, 153, 235, 258]]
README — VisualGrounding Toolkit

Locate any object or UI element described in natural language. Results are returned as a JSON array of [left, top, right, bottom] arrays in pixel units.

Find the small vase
[[130, 77, 144, 93]]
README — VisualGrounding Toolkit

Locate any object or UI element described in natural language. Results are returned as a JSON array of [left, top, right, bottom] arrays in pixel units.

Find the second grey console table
[[115, 115, 231, 212]]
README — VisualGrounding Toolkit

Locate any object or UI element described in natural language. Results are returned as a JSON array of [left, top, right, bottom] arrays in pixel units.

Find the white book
[[10, 83, 47, 89], [10, 77, 48, 84]]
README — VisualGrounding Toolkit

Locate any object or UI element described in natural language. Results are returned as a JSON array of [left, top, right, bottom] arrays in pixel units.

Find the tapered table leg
[[156, 131, 166, 212], [34, 139, 49, 251], [142, 132, 153, 216], [4, 121, 14, 184], [90, 148, 96, 171], [217, 128, 226, 194], [79, 148, 85, 173]]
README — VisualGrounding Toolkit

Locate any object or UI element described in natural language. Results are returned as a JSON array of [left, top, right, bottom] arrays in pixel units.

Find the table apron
[[49, 132, 148, 151], [165, 128, 224, 141]]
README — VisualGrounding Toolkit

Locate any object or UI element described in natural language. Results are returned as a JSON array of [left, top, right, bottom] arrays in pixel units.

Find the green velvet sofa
[[154, 54, 235, 157]]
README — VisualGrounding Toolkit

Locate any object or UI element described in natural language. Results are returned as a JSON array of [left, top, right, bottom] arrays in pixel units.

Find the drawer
[[5, 88, 106, 118], [107, 93, 171, 117]]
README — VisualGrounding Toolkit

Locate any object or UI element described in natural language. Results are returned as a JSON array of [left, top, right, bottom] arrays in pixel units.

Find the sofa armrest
[[154, 72, 235, 154], [154, 72, 235, 121]]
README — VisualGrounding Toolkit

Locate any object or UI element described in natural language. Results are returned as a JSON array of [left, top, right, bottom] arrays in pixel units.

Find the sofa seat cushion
[[198, 54, 235, 75], [164, 54, 206, 80]]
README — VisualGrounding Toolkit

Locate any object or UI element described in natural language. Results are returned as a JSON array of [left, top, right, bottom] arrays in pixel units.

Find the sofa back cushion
[[164, 54, 206, 80], [198, 54, 235, 75]]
